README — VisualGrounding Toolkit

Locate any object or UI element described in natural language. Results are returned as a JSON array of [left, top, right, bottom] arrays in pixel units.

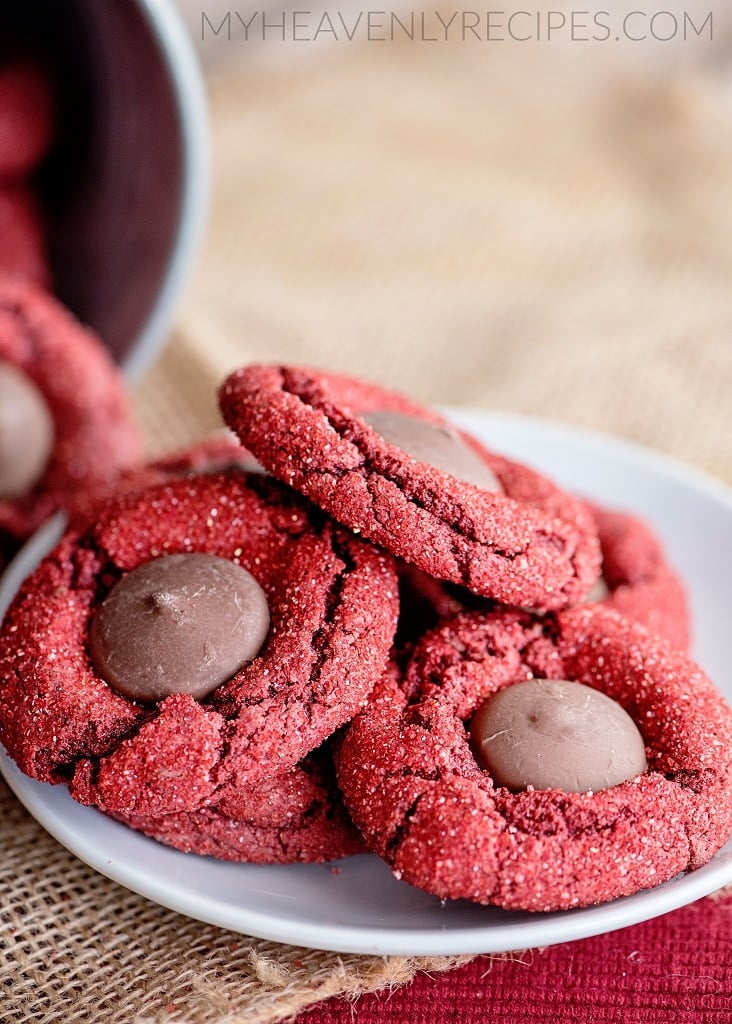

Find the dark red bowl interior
[[4, 0, 186, 369]]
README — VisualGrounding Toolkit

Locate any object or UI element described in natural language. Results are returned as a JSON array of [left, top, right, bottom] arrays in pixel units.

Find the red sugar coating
[[219, 365, 601, 612], [0, 277, 142, 545], [0, 58, 54, 181], [335, 606, 732, 911], [0, 472, 398, 841], [0, 185, 49, 285], [0, 530, 145, 783], [587, 502, 690, 649], [67, 430, 257, 529], [78, 742, 366, 864], [147, 430, 260, 477], [398, 502, 691, 651]]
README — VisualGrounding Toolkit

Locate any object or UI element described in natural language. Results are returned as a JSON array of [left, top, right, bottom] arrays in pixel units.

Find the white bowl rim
[[120, 0, 210, 381]]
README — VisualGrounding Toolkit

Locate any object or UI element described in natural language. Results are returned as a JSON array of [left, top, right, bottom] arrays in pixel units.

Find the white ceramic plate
[[1, 411, 731, 955]]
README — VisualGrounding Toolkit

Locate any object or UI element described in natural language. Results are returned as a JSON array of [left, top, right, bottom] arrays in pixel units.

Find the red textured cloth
[[297, 894, 732, 1023]]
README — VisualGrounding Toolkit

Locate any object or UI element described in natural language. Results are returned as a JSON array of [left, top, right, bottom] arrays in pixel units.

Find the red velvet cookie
[[335, 606, 732, 911], [0, 185, 49, 284], [0, 472, 398, 855], [219, 365, 601, 611], [0, 277, 141, 549], [68, 430, 259, 529], [145, 431, 260, 477], [397, 502, 691, 650], [0, 57, 54, 181], [586, 502, 690, 649], [77, 741, 365, 864]]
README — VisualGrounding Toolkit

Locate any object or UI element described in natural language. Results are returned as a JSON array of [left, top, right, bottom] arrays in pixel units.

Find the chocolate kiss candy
[[470, 678, 647, 793], [0, 361, 54, 498], [362, 410, 502, 492], [89, 553, 270, 702]]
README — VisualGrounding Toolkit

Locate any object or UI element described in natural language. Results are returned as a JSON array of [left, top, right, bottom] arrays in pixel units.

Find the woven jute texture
[[3, 20, 732, 1024]]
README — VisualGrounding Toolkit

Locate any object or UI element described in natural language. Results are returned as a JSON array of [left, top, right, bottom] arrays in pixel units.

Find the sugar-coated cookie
[[0, 472, 398, 854], [335, 606, 732, 910], [219, 364, 600, 611], [397, 502, 691, 650], [68, 430, 258, 529], [76, 742, 365, 864], [586, 502, 690, 648], [0, 277, 141, 549]]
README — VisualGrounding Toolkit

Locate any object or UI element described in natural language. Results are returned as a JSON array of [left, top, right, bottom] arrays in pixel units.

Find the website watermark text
[[201, 8, 714, 44]]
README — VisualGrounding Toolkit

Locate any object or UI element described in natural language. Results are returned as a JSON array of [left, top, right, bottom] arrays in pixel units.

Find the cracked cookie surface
[[0, 471, 398, 860], [396, 501, 692, 651], [335, 606, 732, 911], [219, 364, 601, 612]]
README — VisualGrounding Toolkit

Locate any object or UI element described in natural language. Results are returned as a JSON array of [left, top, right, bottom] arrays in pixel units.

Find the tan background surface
[[138, 17, 732, 483], [3, 12, 732, 1023]]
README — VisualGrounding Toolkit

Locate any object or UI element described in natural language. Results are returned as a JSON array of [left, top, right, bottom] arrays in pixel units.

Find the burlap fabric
[[3, 19, 732, 1023]]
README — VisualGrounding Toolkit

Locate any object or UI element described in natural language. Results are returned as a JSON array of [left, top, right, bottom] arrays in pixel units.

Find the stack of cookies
[[1, 362, 730, 913]]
